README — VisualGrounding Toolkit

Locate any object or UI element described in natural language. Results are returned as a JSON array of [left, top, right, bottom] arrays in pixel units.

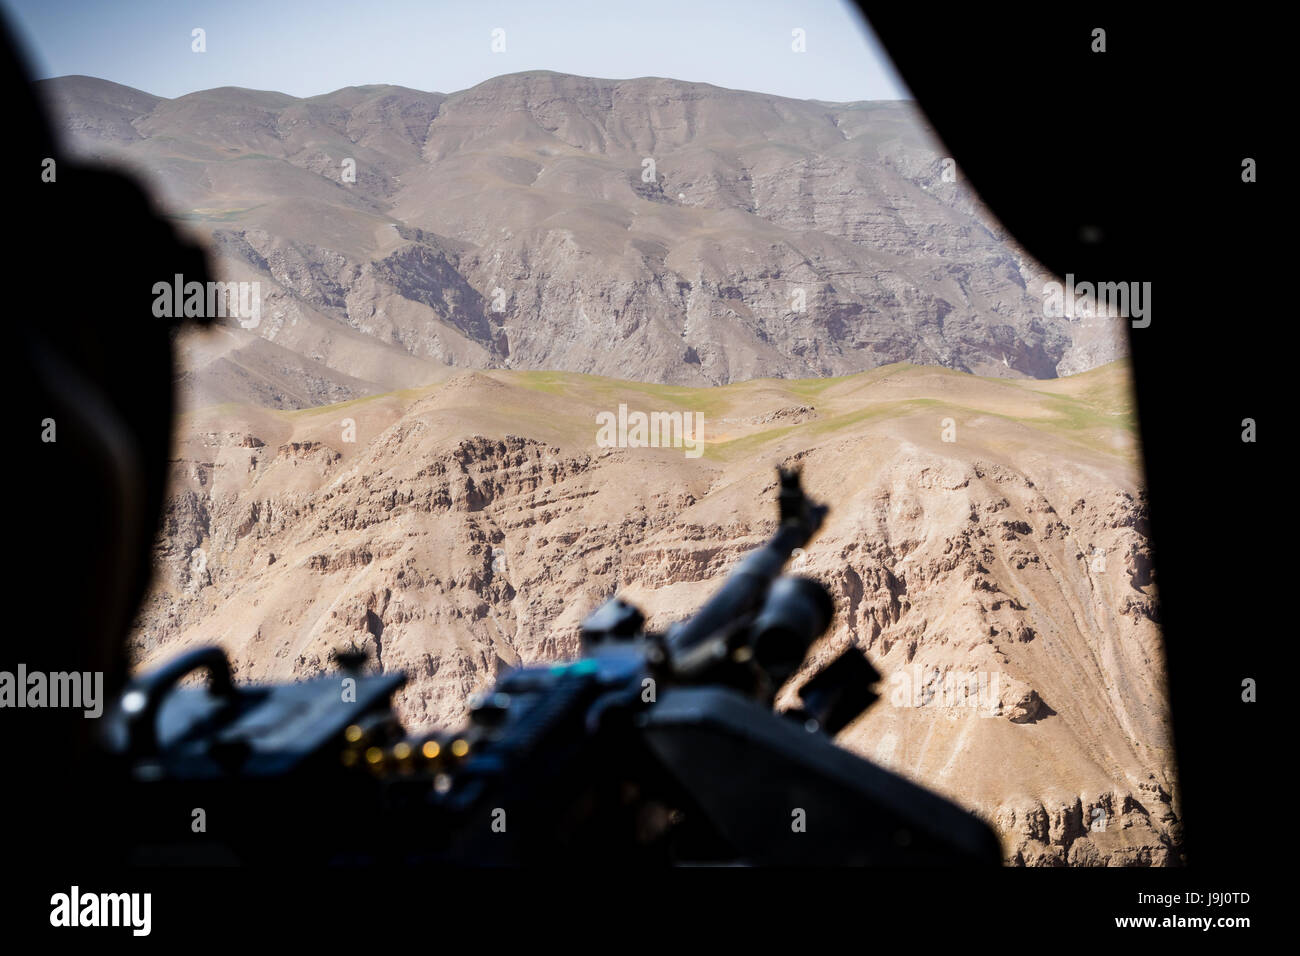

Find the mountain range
[[39, 71, 1124, 408]]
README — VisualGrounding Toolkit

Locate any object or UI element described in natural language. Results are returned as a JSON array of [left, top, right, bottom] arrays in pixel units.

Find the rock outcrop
[[131, 362, 1177, 865]]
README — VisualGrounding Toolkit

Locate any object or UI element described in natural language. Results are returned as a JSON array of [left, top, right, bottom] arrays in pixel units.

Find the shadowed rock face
[[131, 363, 1177, 866], [40, 71, 1125, 409]]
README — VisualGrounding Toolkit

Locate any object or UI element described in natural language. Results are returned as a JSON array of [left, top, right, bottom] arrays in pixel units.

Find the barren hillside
[[40, 72, 1124, 408], [130, 359, 1176, 865]]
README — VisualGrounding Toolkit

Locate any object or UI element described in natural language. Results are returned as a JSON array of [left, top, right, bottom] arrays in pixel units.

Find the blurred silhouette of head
[[6, 14, 211, 842]]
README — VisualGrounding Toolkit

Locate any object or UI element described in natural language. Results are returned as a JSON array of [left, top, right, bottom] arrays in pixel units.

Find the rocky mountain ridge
[[41, 72, 1125, 408]]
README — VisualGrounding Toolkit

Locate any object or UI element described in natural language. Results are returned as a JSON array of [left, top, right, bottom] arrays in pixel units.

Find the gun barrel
[[667, 470, 826, 658]]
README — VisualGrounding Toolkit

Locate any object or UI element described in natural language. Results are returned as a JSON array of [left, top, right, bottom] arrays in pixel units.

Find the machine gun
[[99, 470, 1002, 865]]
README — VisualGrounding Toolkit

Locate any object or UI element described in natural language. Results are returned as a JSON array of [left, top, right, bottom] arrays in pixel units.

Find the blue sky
[[2, 0, 909, 102]]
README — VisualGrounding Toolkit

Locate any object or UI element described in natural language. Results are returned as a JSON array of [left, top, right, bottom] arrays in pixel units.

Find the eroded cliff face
[[130, 363, 1177, 866]]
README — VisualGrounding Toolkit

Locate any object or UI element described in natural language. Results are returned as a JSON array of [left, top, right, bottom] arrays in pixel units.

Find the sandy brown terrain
[[130, 357, 1177, 866]]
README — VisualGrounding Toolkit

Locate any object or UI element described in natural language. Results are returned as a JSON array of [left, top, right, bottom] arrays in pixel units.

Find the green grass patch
[[169, 203, 266, 222]]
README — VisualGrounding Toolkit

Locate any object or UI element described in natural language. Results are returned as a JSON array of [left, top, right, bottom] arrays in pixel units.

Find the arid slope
[[131, 358, 1175, 865]]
